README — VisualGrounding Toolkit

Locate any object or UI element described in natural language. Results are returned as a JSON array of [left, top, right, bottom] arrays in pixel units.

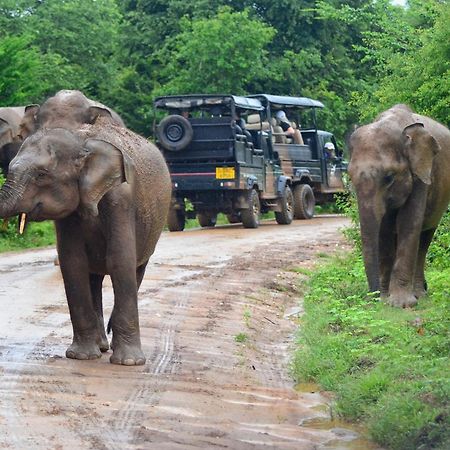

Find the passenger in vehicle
[[275, 110, 295, 138], [234, 111, 253, 143], [181, 110, 190, 119], [324, 142, 336, 160]]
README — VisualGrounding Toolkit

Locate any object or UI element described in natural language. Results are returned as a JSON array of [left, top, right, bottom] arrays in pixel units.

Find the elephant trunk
[[357, 198, 382, 293], [0, 178, 27, 218]]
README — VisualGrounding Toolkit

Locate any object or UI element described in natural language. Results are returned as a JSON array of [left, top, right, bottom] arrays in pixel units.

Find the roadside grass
[[0, 218, 56, 252], [292, 211, 450, 450]]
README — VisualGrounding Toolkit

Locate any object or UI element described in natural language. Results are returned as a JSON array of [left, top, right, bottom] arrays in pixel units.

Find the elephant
[[19, 89, 125, 141], [348, 104, 450, 307], [0, 106, 25, 175], [0, 114, 172, 365]]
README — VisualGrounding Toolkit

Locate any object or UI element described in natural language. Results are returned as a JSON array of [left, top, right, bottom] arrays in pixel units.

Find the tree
[[0, 35, 50, 105], [351, 0, 449, 124], [373, 1, 450, 123], [156, 7, 276, 95], [1, 0, 123, 106]]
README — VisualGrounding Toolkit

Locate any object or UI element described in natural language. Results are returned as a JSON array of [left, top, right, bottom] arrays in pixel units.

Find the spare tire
[[157, 115, 193, 151]]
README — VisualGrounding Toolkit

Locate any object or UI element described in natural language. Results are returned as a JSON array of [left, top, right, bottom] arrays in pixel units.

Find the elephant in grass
[[0, 115, 171, 365], [0, 106, 25, 175], [348, 104, 450, 308]]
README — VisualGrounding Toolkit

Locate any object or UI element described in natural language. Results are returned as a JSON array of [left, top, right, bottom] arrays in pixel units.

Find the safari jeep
[[249, 94, 347, 217], [154, 94, 346, 231]]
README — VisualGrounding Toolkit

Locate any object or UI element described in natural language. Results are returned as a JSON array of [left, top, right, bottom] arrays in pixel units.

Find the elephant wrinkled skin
[[348, 104, 450, 308], [0, 106, 171, 364]]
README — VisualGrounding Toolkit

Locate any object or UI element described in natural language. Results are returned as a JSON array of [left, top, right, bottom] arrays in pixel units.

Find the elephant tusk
[[19, 213, 27, 235]]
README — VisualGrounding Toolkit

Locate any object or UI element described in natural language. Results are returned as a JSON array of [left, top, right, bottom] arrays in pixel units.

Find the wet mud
[[0, 216, 383, 449]]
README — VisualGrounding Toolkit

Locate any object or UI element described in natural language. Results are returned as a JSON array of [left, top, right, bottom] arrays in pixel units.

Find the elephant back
[[79, 119, 172, 260]]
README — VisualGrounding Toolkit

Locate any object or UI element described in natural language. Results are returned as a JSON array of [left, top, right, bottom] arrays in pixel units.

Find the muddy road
[[0, 216, 380, 449]]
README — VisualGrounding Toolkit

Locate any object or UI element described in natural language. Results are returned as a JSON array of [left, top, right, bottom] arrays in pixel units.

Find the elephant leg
[[56, 218, 102, 360], [379, 213, 397, 298], [413, 228, 435, 299], [89, 273, 109, 352], [388, 181, 428, 307], [106, 202, 145, 366]]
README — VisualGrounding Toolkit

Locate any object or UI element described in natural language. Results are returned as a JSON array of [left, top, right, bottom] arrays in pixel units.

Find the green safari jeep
[[154, 94, 346, 231]]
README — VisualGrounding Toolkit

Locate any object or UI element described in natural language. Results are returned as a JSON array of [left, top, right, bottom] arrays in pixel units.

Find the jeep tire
[[241, 189, 261, 229], [275, 185, 294, 225], [293, 184, 315, 219], [197, 212, 217, 228], [167, 207, 185, 231], [226, 212, 241, 224], [157, 115, 194, 151]]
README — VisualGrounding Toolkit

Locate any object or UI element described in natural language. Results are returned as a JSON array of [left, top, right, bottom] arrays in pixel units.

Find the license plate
[[216, 167, 235, 179]]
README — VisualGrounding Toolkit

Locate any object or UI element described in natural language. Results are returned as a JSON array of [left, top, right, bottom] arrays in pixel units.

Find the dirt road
[[0, 216, 380, 449]]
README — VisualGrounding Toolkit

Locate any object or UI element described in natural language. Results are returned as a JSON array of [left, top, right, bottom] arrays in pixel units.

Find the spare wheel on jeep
[[157, 115, 194, 151]]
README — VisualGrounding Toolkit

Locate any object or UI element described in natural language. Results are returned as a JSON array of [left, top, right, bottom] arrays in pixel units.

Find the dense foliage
[[0, 1, 448, 140]]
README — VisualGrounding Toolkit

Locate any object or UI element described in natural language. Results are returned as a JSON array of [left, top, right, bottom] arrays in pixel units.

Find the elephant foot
[[66, 340, 102, 360], [413, 288, 427, 299], [110, 343, 146, 366], [386, 292, 418, 308]]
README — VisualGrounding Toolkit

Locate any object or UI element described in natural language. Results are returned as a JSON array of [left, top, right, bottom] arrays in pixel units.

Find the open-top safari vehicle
[[154, 94, 346, 231]]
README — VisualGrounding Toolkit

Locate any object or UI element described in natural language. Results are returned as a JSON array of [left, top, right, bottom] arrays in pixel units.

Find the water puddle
[[296, 383, 383, 449]]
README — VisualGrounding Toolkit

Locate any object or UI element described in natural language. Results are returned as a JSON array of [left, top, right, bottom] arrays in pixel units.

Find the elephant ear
[[402, 123, 440, 185], [0, 118, 13, 148], [88, 106, 115, 125], [78, 138, 135, 217], [19, 104, 40, 140]]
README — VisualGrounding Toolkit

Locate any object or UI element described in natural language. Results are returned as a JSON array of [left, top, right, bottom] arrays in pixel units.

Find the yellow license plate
[[216, 167, 235, 179]]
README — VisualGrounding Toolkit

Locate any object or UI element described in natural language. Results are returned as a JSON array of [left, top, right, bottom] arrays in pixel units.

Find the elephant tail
[[107, 314, 113, 334]]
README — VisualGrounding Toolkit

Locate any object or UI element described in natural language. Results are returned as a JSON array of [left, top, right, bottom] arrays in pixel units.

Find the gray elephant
[[0, 106, 25, 175], [19, 89, 125, 140], [348, 104, 450, 307], [0, 113, 171, 365]]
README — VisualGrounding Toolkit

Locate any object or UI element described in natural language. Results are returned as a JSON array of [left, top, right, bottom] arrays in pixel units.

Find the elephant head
[[0, 107, 25, 175], [348, 108, 441, 292], [0, 127, 134, 222], [19, 90, 125, 141]]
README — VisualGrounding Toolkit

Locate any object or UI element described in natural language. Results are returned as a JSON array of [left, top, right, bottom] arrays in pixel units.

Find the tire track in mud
[[108, 267, 206, 448]]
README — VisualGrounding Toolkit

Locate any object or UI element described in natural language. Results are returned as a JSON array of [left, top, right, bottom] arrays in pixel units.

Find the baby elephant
[[349, 104, 450, 308], [0, 117, 171, 365]]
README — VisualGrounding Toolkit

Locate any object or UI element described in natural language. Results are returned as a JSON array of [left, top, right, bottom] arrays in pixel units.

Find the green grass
[[0, 218, 56, 252], [292, 211, 450, 450], [234, 332, 249, 343]]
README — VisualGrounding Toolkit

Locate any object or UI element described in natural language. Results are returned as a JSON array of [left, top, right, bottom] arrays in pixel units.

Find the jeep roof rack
[[249, 94, 324, 109], [154, 94, 264, 111]]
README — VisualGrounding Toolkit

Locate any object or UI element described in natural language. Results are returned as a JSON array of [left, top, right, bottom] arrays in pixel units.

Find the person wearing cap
[[324, 142, 336, 160], [275, 110, 295, 138]]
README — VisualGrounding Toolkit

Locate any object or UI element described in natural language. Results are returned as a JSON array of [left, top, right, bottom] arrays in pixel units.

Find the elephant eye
[[383, 173, 395, 186], [35, 170, 50, 182]]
